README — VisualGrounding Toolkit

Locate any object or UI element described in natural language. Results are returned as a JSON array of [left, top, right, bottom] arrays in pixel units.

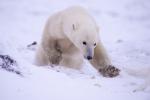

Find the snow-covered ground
[[0, 0, 150, 100]]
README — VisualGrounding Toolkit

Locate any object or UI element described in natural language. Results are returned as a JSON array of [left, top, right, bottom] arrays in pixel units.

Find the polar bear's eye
[[94, 43, 96, 46], [82, 41, 87, 45]]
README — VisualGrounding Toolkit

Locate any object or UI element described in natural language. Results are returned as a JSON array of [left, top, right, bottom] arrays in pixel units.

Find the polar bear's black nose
[[87, 56, 92, 60]]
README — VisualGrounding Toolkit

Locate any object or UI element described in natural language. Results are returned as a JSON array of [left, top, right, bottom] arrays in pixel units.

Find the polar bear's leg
[[60, 53, 83, 69], [35, 46, 49, 66], [41, 37, 62, 66], [90, 42, 120, 77]]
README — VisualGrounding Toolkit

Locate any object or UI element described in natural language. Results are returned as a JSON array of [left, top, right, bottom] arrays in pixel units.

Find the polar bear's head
[[63, 21, 99, 60]]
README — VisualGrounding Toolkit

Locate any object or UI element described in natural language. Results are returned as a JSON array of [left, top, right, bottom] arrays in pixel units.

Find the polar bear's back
[[62, 6, 90, 16], [44, 6, 97, 39], [61, 6, 96, 26]]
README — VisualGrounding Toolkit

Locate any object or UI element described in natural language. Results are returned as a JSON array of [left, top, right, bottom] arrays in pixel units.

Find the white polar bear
[[35, 6, 120, 77]]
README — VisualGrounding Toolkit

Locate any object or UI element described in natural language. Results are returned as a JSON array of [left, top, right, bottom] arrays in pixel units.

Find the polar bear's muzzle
[[84, 47, 94, 60]]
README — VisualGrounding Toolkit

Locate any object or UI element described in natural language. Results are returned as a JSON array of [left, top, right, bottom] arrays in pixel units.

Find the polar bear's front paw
[[99, 65, 120, 77], [49, 52, 62, 65]]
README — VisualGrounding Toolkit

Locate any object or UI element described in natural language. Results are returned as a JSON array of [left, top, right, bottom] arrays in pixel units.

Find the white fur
[[35, 6, 112, 72]]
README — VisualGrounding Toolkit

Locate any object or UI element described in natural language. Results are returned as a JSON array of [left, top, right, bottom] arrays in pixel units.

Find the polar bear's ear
[[72, 24, 78, 31]]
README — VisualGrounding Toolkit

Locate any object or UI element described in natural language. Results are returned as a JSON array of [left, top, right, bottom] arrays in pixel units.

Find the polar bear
[[35, 6, 120, 77]]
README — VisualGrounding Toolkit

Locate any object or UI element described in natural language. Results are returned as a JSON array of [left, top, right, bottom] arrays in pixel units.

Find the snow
[[0, 0, 150, 100]]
